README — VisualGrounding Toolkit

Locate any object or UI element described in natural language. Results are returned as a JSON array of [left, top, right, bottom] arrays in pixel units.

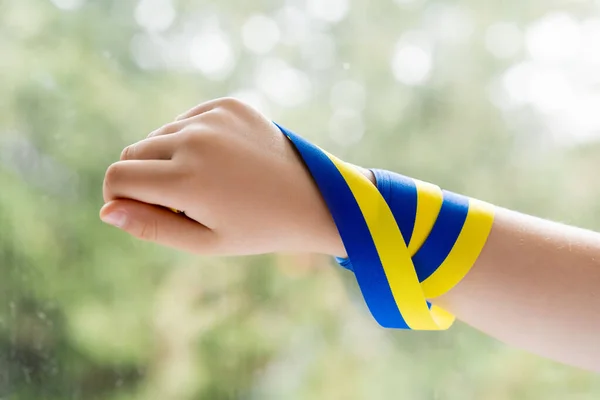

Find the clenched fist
[[101, 98, 369, 257]]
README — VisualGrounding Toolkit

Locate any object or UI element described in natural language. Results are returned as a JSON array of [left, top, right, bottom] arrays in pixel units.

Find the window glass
[[2, 0, 600, 399]]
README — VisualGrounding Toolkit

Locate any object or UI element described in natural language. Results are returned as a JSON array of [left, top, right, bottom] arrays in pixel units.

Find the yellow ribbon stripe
[[326, 153, 452, 330], [408, 179, 443, 256], [421, 199, 495, 298]]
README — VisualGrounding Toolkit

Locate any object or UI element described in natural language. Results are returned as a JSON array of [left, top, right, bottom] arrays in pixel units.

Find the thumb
[[100, 199, 217, 254]]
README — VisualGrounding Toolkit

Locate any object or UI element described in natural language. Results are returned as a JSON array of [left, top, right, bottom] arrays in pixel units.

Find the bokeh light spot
[[526, 13, 582, 63], [255, 58, 312, 107], [190, 30, 235, 80], [242, 14, 280, 55], [306, 0, 349, 23], [134, 0, 176, 33], [392, 43, 432, 86]]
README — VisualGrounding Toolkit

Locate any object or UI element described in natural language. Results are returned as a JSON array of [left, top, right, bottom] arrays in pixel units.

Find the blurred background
[[2, 0, 600, 399]]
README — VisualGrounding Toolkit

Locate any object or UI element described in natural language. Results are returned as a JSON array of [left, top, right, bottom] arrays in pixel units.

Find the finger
[[175, 97, 233, 121], [103, 160, 185, 209], [147, 120, 185, 138], [100, 199, 219, 254], [121, 135, 179, 161]]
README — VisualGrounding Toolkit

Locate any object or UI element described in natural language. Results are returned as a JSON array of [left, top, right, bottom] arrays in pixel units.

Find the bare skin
[[101, 98, 600, 373], [435, 209, 600, 372]]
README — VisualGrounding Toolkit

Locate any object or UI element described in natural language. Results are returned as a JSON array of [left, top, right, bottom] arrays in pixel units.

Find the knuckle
[[104, 162, 123, 186], [120, 144, 134, 160], [179, 125, 221, 148], [103, 162, 124, 200], [179, 121, 201, 134], [175, 110, 189, 121], [197, 109, 224, 126], [136, 219, 159, 242], [215, 97, 245, 111], [149, 121, 181, 138], [199, 130, 223, 149], [178, 128, 201, 148], [163, 121, 181, 133]]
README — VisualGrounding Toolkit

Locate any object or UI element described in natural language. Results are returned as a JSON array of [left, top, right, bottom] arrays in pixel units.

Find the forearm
[[433, 207, 600, 372]]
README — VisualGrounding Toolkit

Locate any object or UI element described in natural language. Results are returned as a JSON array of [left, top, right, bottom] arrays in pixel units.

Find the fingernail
[[101, 211, 128, 228]]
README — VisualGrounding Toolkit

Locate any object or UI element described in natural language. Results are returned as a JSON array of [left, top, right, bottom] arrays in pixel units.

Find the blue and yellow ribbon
[[274, 123, 494, 330]]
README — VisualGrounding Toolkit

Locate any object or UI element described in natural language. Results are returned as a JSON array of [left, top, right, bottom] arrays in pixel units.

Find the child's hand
[[100, 98, 349, 257]]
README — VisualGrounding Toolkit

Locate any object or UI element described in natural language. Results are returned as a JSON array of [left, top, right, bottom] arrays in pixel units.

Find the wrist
[[350, 164, 376, 185], [325, 164, 375, 258], [360, 167, 377, 186]]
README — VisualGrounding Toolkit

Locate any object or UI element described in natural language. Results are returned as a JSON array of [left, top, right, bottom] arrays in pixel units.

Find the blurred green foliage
[[2, 0, 600, 399]]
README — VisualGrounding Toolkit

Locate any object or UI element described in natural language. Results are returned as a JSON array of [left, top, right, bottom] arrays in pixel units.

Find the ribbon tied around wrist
[[275, 122, 494, 330]]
